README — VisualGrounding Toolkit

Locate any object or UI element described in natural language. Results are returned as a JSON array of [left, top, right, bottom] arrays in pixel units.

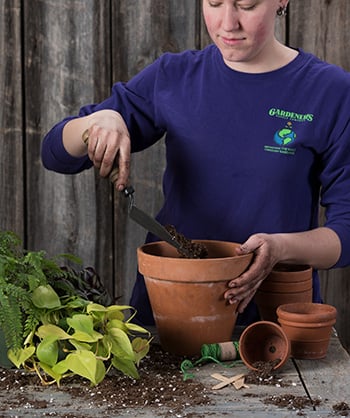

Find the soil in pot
[[137, 240, 253, 357], [277, 302, 337, 359], [254, 264, 312, 323], [238, 321, 290, 372]]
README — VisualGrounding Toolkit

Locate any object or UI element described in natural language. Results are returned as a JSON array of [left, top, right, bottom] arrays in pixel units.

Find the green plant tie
[[180, 341, 241, 381]]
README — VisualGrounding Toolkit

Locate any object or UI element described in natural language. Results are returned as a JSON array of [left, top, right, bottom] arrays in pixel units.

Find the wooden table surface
[[189, 330, 350, 417], [0, 328, 348, 417]]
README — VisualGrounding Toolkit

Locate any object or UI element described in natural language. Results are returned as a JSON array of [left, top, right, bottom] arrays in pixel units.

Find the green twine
[[180, 341, 241, 381]]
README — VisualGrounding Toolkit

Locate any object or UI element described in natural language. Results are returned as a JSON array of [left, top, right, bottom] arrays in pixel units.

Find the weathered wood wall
[[1, 0, 349, 352]]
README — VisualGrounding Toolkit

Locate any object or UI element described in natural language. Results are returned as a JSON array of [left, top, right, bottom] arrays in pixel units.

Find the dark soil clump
[[165, 225, 208, 258], [263, 394, 321, 411], [245, 359, 287, 386], [333, 401, 350, 416]]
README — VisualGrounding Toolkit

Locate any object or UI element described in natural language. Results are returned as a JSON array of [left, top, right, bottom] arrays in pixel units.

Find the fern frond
[[0, 231, 22, 258], [0, 291, 24, 350], [23, 251, 49, 283], [23, 310, 40, 339]]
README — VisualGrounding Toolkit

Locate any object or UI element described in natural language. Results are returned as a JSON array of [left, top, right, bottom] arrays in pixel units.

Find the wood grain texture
[[22, 0, 114, 295], [295, 334, 350, 407], [289, 0, 350, 69], [0, 0, 24, 237]]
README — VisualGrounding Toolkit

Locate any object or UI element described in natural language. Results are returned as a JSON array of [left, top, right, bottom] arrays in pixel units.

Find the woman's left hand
[[224, 233, 282, 314]]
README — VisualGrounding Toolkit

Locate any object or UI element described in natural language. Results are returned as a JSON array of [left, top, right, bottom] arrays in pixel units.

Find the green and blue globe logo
[[274, 122, 296, 146]]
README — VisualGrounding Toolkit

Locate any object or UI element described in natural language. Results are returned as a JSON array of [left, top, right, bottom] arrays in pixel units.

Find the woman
[[42, 0, 350, 325]]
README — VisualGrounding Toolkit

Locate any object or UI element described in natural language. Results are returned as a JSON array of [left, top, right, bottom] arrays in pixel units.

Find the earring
[[277, 6, 287, 16]]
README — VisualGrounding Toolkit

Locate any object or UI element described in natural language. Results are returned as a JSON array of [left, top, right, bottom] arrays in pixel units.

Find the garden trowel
[[122, 186, 186, 254]]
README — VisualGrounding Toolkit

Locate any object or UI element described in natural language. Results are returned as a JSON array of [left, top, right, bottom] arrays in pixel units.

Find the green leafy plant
[[0, 230, 151, 386]]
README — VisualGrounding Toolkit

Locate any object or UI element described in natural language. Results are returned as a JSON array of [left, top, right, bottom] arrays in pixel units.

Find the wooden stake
[[211, 373, 246, 390]]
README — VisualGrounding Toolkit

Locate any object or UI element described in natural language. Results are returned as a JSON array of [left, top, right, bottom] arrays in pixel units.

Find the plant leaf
[[106, 309, 125, 321], [67, 314, 103, 343], [8, 346, 35, 368], [23, 330, 35, 345], [52, 359, 69, 375], [105, 305, 129, 321], [112, 356, 139, 379], [106, 319, 128, 333], [132, 337, 151, 366], [65, 298, 89, 310], [97, 336, 112, 359], [32, 285, 61, 309], [36, 336, 58, 367], [86, 303, 107, 313], [108, 328, 134, 360], [55, 351, 106, 385], [67, 314, 94, 333], [125, 321, 151, 335], [39, 362, 63, 386], [107, 304, 132, 312], [69, 339, 92, 351], [36, 324, 71, 340], [70, 330, 103, 343]]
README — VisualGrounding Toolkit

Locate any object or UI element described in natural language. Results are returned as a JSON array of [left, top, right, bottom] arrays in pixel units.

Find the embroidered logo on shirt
[[264, 121, 297, 155], [274, 122, 296, 146], [264, 107, 314, 156], [268, 108, 314, 122]]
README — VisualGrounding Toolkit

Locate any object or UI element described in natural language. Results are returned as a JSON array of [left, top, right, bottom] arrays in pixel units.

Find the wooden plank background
[[1, 0, 349, 352]]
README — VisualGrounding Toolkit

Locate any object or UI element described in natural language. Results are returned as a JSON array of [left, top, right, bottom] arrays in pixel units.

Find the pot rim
[[277, 303, 337, 323], [138, 240, 253, 262], [278, 318, 336, 329], [138, 240, 254, 282]]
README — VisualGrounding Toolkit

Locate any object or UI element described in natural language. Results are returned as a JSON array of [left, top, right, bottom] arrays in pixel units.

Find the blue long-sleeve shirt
[[42, 45, 350, 324]]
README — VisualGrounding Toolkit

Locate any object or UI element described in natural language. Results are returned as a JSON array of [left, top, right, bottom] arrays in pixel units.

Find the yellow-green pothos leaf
[[106, 319, 128, 333], [53, 351, 105, 386], [36, 324, 71, 340], [67, 315, 103, 342], [125, 321, 151, 335], [36, 336, 58, 367], [31, 285, 61, 309], [112, 356, 139, 379], [69, 339, 92, 351], [108, 327, 134, 360], [39, 362, 63, 387], [7, 346, 35, 368], [132, 337, 151, 366]]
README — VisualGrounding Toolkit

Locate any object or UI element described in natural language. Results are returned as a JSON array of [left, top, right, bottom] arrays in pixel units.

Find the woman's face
[[202, 0, 286, 70]]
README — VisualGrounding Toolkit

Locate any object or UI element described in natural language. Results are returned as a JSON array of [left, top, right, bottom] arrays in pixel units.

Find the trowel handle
[[81, 129, 121, 186], [109, 166, 119, 185]]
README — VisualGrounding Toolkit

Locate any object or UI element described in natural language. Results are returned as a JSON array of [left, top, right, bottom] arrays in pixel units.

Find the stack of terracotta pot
[[254, 264, 313, 323]]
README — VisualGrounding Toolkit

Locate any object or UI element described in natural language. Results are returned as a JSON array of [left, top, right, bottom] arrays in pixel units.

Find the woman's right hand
[[63, 109, 131, 190]]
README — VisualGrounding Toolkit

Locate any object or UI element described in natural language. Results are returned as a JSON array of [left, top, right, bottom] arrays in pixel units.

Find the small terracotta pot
[[239, 321, 290, 371], [277, 302, 337, 359], [254, 264, 313, 323], [137, 240, 253, 356]]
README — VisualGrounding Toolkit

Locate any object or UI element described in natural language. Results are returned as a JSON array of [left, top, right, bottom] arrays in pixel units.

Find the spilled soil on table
[[0, 343, 211, 416], [1, 343, 348, 417]]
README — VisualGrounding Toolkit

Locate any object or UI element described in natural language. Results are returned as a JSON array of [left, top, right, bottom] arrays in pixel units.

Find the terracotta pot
[[254, 264, 312, 323], [137, 240, 253, 356], [239, 321, 290, 371], [277, 302, 337, 359]]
